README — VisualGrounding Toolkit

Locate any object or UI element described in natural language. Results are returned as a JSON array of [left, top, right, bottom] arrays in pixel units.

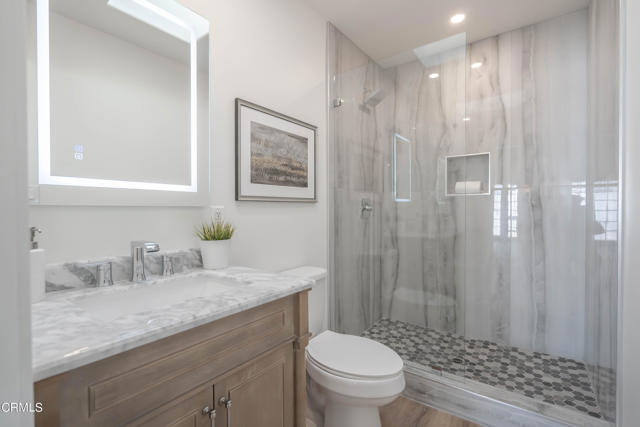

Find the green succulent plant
[[195, 218, 235, 241]]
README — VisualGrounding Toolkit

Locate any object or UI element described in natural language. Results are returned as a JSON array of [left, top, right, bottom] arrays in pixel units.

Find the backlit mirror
[[31, 0, 210, 205]]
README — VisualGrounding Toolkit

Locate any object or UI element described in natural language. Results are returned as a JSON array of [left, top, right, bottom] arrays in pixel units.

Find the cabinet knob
[[202, 406, 216, 427], [219, 397, 232, 409]]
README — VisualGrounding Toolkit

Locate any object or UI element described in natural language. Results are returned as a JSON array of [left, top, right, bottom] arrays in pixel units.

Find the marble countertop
[[31, 267, 312, 382]]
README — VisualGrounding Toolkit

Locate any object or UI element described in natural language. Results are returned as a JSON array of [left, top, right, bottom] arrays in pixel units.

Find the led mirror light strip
[[36, 0, 199, 192], [108, 0, 191, 42]]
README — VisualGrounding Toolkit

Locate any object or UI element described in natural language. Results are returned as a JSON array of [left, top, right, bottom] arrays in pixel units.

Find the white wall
[[620, 0, 640, 424], [0, 0, 33, 426], [30, 0, 328, 271]]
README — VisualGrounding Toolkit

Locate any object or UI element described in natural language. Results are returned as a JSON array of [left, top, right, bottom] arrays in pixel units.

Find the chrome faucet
[[130, 241, 160, 282]]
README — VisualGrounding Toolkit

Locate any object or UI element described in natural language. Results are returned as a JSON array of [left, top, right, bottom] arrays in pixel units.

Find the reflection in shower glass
[[593, 180, 619, 241], [493, 184, 519, 238], [393, 133, 411, 202]]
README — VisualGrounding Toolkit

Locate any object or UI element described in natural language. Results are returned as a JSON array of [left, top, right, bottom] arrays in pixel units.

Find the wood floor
[[380, 397, 481, 427], [306, 397, 480, 427]]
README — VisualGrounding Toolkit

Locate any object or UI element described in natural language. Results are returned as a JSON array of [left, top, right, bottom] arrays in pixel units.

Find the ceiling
[[300, 0, 590, 62]]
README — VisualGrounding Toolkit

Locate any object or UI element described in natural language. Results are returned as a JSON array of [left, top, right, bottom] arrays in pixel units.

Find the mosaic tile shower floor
[[362, 319, 604, 420]]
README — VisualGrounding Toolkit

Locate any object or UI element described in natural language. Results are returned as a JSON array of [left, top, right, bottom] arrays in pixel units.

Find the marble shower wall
[[585, 0, 619, 421], [471, 10, 588, 359], [382, 47, 467, 335], [382, 10, 591, 362]]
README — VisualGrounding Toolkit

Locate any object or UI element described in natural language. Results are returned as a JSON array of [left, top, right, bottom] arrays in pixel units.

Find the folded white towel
[[454, 181, 482, 194]]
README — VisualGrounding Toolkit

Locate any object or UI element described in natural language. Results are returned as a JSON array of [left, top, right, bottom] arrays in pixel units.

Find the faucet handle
[[162, 255, 174, 277], [145, 242, 160, 252], [94, 262, 113, 287]]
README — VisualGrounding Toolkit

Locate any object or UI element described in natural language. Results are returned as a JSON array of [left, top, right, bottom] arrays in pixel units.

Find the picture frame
[[235, 98, 317, 202]]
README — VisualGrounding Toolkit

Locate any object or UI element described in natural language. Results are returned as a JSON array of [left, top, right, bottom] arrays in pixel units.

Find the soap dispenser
[[30, 226, 45, 303]]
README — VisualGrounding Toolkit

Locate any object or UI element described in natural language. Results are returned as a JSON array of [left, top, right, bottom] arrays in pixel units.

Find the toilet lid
[[307, 331, 403, 379]]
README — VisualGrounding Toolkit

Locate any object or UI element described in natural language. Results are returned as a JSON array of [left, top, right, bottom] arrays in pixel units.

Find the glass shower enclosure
[[327, 1, 619, 425]]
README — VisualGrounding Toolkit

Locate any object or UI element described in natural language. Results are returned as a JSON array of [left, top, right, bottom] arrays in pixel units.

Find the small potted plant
[[195, 217, 235, 269]]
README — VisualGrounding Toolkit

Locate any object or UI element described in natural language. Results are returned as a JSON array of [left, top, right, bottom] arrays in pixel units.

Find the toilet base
[[324, 402, 381, 427], [306, 366, 404, 427]]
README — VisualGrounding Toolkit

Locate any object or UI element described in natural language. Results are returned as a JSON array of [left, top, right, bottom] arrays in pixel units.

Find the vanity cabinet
[[34, 292, 309, 427]]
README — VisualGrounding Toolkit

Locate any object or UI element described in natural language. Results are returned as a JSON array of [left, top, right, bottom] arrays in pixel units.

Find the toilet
[[281, 267, 405, 427]]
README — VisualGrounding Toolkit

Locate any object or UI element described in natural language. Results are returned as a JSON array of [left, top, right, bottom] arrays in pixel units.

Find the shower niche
[[445, 152, 490, 196]]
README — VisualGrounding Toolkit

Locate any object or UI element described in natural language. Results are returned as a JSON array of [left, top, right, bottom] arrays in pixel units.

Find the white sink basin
[[73, 273, 247, 322]]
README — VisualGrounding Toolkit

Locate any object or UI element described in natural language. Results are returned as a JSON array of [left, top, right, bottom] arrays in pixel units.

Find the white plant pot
[[199, 239, 231, 270]]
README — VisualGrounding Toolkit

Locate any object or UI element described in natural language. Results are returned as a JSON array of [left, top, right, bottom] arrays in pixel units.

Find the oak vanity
[[32, 268, 312, 427]]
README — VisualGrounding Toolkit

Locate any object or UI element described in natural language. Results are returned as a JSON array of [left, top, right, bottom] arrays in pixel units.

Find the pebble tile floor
[[362, 319, 604, 420]]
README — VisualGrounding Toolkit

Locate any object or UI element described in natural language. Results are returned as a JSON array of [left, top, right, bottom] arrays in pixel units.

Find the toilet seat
[[306, 331, 405, 399], [307, 331, 403, 379]]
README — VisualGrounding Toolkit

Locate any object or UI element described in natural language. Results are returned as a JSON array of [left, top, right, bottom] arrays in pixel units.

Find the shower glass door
[[460, 7, 618, 422], [328, 22, 470, 378], [328, 25, 389, 335], [379, 34, 469, 378], [328, 1, 619, 422]]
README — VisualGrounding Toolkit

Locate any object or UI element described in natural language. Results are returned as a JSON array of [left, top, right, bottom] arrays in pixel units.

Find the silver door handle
[[202, 406, 216, 427], [219, 396, 232, 427]]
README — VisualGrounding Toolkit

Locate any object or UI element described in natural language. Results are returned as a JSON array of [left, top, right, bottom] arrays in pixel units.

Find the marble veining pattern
[[331, 11, 593, 359], [389, 48, 465, 334], [45, 248, 203, 291], [328, 24, 395, 334], [584, 0, 619, 421], [32, 267, 312, 381]]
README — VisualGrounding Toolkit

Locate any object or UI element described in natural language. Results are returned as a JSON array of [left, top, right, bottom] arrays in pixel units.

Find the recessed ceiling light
[[450, 14, 465, 24], [429, 73, 439, 79], [471, 62, 483, 69], [463, 117, 471, 121]]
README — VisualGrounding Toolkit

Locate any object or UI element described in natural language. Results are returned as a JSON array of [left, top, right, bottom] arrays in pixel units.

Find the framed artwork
[[235, 98, 317, 202]]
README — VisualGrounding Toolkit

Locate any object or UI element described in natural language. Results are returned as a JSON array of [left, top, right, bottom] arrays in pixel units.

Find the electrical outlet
[[28, 185, 40, 203]]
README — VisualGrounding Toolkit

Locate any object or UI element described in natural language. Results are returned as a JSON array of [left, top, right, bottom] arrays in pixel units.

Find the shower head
[[363, 89, 386, 107]]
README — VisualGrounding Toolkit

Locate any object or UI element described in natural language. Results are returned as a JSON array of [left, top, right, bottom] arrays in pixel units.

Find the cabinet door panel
[[215, 344, 294, 427], [127, 385, 213, 427]]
